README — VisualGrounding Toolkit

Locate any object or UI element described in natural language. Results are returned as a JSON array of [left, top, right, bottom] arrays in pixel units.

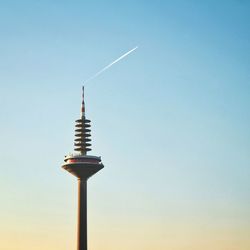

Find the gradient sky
[[0, 1, 249, 249]]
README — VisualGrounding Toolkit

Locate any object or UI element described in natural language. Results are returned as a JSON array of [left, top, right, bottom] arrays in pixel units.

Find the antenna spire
[[81, 85, 85, 117]]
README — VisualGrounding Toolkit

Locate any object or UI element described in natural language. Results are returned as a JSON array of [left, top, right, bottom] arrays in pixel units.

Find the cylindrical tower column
[[77, 179, 87, 250]]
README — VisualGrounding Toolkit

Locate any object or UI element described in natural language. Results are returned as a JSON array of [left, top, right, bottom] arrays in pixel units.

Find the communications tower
[[62, 86, 104, 250]]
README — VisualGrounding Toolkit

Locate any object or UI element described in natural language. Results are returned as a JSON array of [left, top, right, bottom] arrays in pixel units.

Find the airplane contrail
[[84, 46, 138, 85]]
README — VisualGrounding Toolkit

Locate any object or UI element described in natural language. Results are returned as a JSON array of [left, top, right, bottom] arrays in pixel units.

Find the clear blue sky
[[0, 1, 249, 249]]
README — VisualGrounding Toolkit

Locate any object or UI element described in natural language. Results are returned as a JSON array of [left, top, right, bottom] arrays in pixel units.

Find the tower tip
[[81, 85, 85, 117]]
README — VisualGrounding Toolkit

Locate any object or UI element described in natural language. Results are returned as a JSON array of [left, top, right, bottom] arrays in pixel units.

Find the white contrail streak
[[84, 46, 138, 84]]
